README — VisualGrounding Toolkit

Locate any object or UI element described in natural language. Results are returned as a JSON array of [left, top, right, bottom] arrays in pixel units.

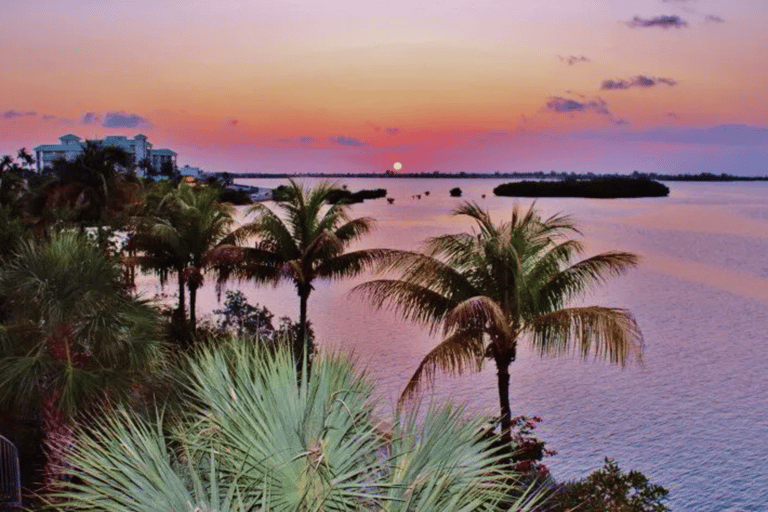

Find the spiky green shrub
[[52, 340, 546, 511]]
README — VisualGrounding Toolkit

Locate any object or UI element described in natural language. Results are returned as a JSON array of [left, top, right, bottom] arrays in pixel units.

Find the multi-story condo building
[[34, 134, 177, 175]]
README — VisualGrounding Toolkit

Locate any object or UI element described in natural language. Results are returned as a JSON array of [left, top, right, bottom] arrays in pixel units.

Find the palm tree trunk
[[495, 356, 513, 447], [41, 394, 74, 494], [176, 268, 186, 322], [189, 282, 198, 332], [296, 288, 311, 382]]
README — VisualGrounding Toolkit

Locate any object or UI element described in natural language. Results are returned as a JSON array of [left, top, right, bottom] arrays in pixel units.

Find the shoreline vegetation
[[213, 170, 768, 182], [493, 178, 670, 199], [0, 147, 671, 511]]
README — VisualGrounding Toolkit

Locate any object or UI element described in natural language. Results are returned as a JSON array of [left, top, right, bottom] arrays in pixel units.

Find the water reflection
[[139, 178, 768, 511]]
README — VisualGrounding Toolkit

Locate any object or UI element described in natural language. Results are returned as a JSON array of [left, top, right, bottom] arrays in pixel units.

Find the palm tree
[[130, 183, 234, 334], [353, 202, 643, 440], [0, 231, 162, 486], [209, 180, 384, 372]]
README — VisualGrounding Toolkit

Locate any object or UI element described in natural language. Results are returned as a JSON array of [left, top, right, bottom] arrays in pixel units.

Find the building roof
[[153, 148, 176, 155], [34, 143, 81, 151]]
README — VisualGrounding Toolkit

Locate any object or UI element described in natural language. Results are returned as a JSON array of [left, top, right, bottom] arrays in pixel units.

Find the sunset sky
[[2, 0, 767, 175]]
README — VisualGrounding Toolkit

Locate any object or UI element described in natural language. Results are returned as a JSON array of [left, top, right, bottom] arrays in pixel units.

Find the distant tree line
[[216, 170, 768, 181], [493, 177, 670, 198]]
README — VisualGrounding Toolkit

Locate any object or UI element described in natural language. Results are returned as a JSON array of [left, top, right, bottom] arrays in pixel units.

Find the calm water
[[147, 178, 768, 511]]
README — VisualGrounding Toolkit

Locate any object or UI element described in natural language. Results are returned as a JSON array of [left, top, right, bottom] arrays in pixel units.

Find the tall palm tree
[[0, 231, 162, 485], [353, 202, 643, 440], [130, 183, 234, 333], [210, 180, 384, 372]]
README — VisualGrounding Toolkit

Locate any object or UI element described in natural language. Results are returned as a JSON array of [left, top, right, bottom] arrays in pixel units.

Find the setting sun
[[393, 162, 402, 170]]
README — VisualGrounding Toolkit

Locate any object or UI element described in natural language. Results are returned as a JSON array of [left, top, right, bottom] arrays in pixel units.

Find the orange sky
[[1, 0, 767, 174]]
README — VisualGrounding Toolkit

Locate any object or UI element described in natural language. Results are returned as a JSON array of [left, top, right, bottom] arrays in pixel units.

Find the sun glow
[[393, 162, 403, 170]]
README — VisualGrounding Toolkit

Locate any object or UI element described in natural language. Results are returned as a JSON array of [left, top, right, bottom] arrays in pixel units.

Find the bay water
[[150, 177, 768, 511]]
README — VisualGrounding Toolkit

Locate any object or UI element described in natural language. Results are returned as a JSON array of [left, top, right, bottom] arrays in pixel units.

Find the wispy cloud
[[546, 96, 611, 116], [705, 14, 725, 23], [81, 112, 100, 125], [42, 114, 57, 121], [558, 55, 591, 65], [627, 15, 688, 28], [227, 119, 239, 126], [102, 111, 152, 129], [386, 127, 399, 135], [601, 75, 677, 90], [275, 136, 315, 144], [329, 135, 369, 147], [1, 110, 36, 119]]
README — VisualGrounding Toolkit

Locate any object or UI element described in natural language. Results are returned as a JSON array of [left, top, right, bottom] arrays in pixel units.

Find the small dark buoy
[[424, 191, 430, 196], [416, 194, 421, 199], [482, 194, 486, 199], [387, 197, 395, 204]]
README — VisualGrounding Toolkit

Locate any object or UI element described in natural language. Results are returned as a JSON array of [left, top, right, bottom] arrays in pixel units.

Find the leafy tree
[[35, 141, 139, 230], [0, 231, 163, 486], [209, 179, 385, 375], [354, 202, 642, 441], [213, 289, 275, 339], [159, 160, 178, 180], [51, 340, 546, 511], [548, 458, 670, 512]]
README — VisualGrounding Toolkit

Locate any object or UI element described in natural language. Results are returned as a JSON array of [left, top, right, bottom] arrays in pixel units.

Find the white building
[[34, 134, 177, 176]]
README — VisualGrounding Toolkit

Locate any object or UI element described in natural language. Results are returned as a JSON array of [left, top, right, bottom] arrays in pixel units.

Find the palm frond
[[538, 251, 639, 308], [442, 295, 511, 339], [333, 216, 376, 244], [315, 248, 393, 281], [528, 306, 644, 366], [399, 328, 485, 405], [351, 279, 456, 333]]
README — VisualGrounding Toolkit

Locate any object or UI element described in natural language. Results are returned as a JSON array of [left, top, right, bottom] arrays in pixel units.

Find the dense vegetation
[[493, 178, 669, 198], [0, 148, 669, 510], [273, 183, 387, 204]]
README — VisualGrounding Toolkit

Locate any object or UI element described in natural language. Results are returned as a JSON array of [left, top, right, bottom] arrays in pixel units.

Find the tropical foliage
[[212, 289, 314, 348], [38, 141, 140, 228], [209, 179, 384, 373], [0, 231, 163, 484], [51, 339, 545, 511], [353, 202, 643, 438], [129, 183, 234, 334]]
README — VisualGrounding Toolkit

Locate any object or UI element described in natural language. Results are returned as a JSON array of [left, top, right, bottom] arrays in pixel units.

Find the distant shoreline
[[216, 171, 768, 182]]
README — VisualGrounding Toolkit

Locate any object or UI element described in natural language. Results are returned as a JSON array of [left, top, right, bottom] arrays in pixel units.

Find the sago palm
[[353, 202, 643, 440], [209, 179, 385, 372]]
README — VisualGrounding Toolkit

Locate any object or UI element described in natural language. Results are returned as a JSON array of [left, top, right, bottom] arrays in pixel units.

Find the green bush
[[547, 458, 669, 512]]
